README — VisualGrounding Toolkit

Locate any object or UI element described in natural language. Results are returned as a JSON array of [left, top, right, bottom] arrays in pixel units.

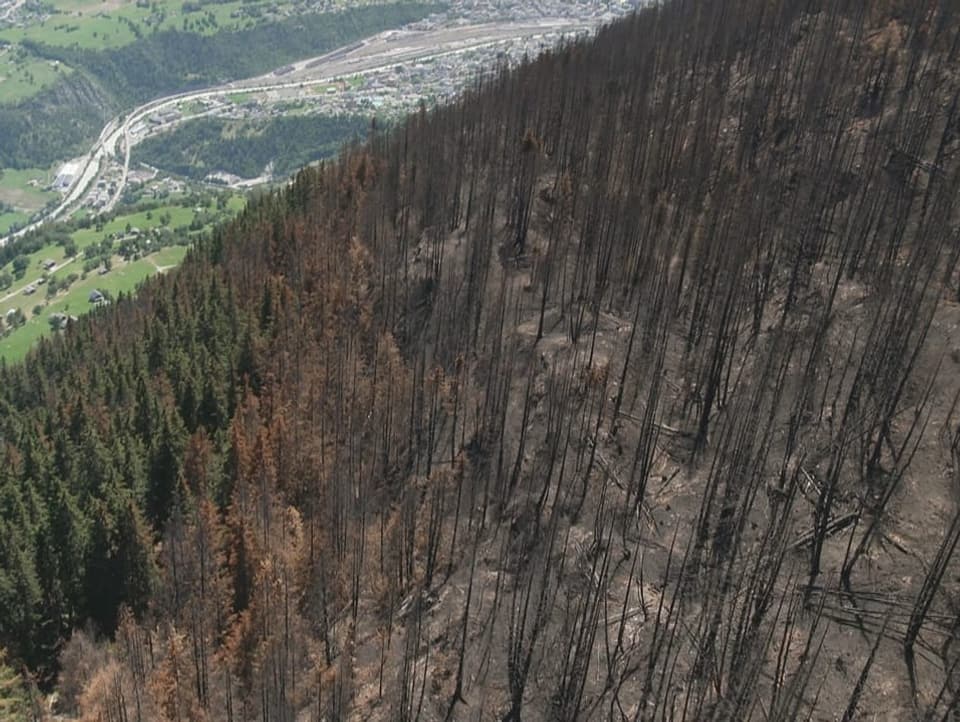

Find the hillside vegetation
[[3, 0, 960, 719], [0, 2, 438, 168], [132, 114, 370, 180]]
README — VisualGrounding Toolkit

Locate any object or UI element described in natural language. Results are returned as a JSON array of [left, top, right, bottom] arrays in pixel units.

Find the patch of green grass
[[0, 210, 29, 235], [0, 167, 56, 210], [226, 195, 246, 213], [122, 205, 195, 229], [150, 245, 188, 268], [17, 243, 74, 283], [0, 46, 70, 102], [69, 204, 197, 249], [8, 7, 152, 49], [77, 257, 157, 299], [0, 307, 49, 360], [4, 15, 137, 50], [68, 226, 106, 250], [0, 0, 274, 50], [3, 0, 421, 52]]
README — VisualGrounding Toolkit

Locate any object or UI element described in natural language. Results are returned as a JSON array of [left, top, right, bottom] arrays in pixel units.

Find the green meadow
[[0, 196, 245, 361]]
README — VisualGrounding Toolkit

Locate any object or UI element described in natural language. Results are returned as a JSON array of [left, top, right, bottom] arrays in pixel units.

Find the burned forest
[[3, 0, 960, 719]]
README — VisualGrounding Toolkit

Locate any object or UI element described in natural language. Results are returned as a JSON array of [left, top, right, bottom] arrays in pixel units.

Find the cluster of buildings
[[146, 27, 576, 150], [81, 164, 174, 210], [53, 160, 81, 192], [350, 39, 553, 110], [84, 178, 119, 210], [427, 0, 639, 26]]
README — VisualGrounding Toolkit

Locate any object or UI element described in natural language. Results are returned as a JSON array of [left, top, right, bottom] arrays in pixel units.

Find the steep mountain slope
[[2, 0, 960, 719]]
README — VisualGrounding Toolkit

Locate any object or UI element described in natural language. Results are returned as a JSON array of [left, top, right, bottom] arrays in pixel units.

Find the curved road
[[2, 19, 589, 245]]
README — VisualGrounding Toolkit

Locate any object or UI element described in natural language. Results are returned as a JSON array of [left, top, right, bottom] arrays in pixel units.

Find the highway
[[2, 19, 589, 245]]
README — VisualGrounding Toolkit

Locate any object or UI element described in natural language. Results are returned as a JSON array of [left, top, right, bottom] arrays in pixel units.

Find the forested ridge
[[4, 0, 960, 718], [132, 114, 371, 181]]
